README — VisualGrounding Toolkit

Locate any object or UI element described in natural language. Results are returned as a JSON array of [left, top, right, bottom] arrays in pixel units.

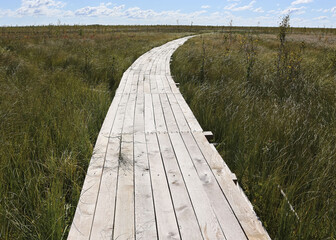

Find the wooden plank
[[161, 48, 171, 76], [164, 132, 226, 240], [133, 92, 157, 239], [134, 94, 145, 134], [193, 132, 271, 240], [166, 75, 180, 94], [123, 94, 137, 134], [143, 50, 154, 94], [153, 49, 162, 76], [116, 70, 130, 94], [111, 94, 130, 135], [164, 49, 173, 76], [68, 94, 122, 240], [131, 55, 147, 94], [166, 93, 190, 132], [143, 74, 151, 94], [159, 94, 179, 133], [144, 94, 156, 133], [157, 133, 203, 240], [113, 84, 138, 238], [146, 133, 180, 239], [131, 72, 140, 94], [152, 94, 167, 133], [156, 75, 165, 94], [90, 135, 120, 240], [203, 131, 214, 141], [137, 73, 144, 95], [161, 72, 173, 93], [181, 132, 248, 240], [174, 93, 203, 132], [134, 132, 157, 239], [113, 133, 135, 240], [157, 50, 167, 76], [145, 51, 156, 76], [123, 71, 134, 94], [149, 74, 158, 93]]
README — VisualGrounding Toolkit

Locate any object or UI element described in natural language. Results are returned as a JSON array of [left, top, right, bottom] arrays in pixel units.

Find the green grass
[[171, 26, 336, 239], [0, 25, 193, 240]]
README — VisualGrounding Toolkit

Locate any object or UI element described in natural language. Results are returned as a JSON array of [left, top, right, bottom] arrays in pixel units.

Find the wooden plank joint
[[231, 173, 238, 185], [203, 131, 213, 141]]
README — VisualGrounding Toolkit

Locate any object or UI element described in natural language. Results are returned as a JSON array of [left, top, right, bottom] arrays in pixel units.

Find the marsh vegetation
[[1, 23, 335, 239], [0, 25, 190, 239]]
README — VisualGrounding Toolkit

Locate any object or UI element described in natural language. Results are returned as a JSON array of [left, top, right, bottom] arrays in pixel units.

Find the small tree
[[277, 15, 290, 75], [279, 15, 290, 49]]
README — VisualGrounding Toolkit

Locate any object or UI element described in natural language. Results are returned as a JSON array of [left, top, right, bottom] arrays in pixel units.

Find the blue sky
[[0, 0, 335, 27]]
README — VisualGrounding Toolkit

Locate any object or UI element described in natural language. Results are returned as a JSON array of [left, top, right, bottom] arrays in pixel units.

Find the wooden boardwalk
[[68, 36, 270, 240]]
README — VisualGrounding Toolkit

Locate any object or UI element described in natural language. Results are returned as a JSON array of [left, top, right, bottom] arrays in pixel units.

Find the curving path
[[68, 36, 270, 240]]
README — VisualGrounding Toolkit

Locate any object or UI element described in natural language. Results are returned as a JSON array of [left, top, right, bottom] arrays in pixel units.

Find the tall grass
[[0, 26, 189, 239], [171, 19, 336, 239]]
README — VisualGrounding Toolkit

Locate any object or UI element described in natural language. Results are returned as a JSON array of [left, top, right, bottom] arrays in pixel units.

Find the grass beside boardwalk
[[171, 24, 336, 239], [0, 26, 191, 240]]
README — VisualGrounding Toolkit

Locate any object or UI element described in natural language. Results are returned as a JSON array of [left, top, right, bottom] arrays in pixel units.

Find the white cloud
[[224, 3, 239, 10], [312, 8, 333, 13], [332, 6, 336, 16], [313, 16, 328, 20], [16, 0, 66, 16], [201, 5, 210, 9], [0, 9, 15, 18], [224, 0, 256, 11], [281, 6, 306, 15], [253, 7, 264, 13], [124, 7, 160, 19], [75, 4, 124, 17], [232, 1, 256, 11], [291, 0, 313, 5]]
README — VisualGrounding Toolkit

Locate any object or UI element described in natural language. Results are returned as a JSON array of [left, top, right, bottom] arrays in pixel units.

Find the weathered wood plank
[[167, 93, 190, 132], [111, 94, 130, 135], [90, 135, 120, 240], [174, 93, 203, 132], [134, 132, 157, 239], [116, 70, 130, 94], [146, 133, 180, 239], [161, 72, 173, 93], [123, 70, 134, 94], [113, 87, 137, 239], [166, 132, 226, 240], [149, 74, 158, 93], [181, 132, 248, 240], [122, 93, 137, 134], [152, 94, 167, 133], [193, 132, 271, 240], [68, 93, 122, 240], [160, 94, 179, 133], [157, 133, 203, 240], [113, 133, 135, 240], [144, 94, 156, 134], [134, 93, 157, 239]]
